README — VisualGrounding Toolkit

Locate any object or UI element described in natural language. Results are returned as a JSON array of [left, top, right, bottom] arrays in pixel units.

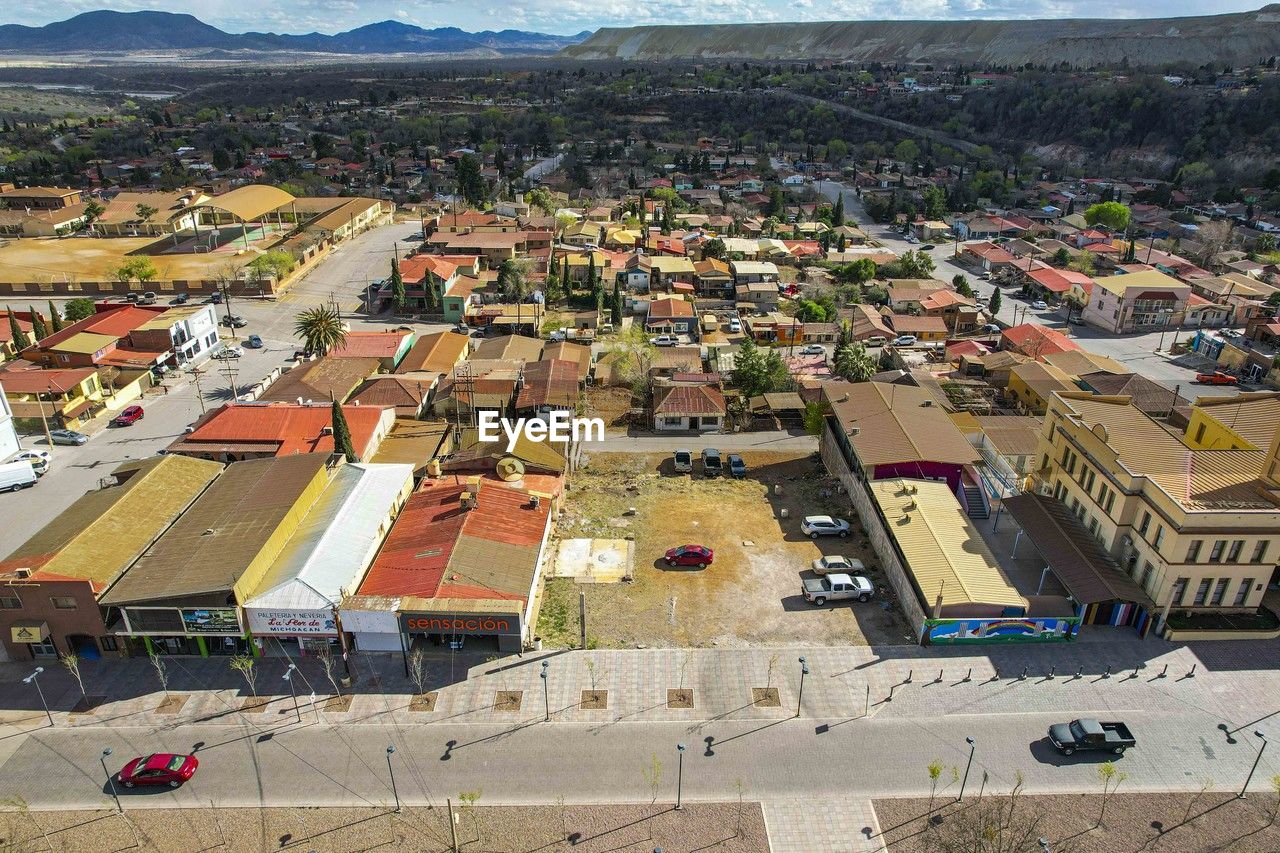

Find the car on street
[[111, 405, 145, 427], [802, 573, 874, 606], [921, 244, 936, 251], [1195, 371, 1238, 385], [116, 753, 199, 788], [977, 272, 991, 280], [139, 291, 157, 305], [727, 454, 746, 478], [209, 292, 223, 304], [124, 292, 139, 303], [801, 515, 851, 539], [798, 344, 826, 356], [220, 315, 247, 328], [812, 555, 865, 576], [0, 461, 38, 492], [673, 449, 693, 473], [701, 448, 723, 478], [1031, 300, 1049, 310], [650, 335, 678, 347], [8, 450, 50, 475], [172, 293, 189, 305], [727, 318, 741, 333], [864, 335, 887, 347], [891, 335, 918, 347], [212, 345, 244, 359], [665, 544, 714, 569], [49, 429, 88, 446], [1048, 718, 1135, 756], [982, 324, 1001, 334], [245, 334, 263, 348]]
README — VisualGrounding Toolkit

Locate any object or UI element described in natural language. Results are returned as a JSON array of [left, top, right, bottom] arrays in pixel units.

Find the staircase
[[962, 483, 989, 519]]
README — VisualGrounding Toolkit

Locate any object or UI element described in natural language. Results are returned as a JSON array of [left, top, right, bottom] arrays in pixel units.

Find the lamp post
[[675, 743, 686, 810], [101, 747, 121, 813], [283, 664, 300, 723], [23, 666, 52, 727], [386, 745, 400, 813], [958, 736, 976, 802], [1239, 730, 1269, 798], [796, 656, 809, 718], [540, 660, 550, 722]]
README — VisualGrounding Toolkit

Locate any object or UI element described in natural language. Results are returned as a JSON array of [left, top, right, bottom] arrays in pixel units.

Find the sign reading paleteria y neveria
[[246, 608, 338, 636]]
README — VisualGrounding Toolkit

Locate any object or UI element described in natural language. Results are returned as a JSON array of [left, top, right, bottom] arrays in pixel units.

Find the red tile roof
[[328, 330, 412, 360], [0, 365, 96, 393], [176, 402, 388, 457], [34, 306, 161, 351], [647, 297, 695, 320]]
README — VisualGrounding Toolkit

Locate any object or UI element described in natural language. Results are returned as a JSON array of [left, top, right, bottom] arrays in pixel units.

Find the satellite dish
[[495, 456, 525, 482]]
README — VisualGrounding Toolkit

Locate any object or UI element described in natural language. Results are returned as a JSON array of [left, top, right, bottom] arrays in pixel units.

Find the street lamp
[[958, 736, 976, 802], [283, 664, 300, 723], [1239, 730, 1269, 798], [675, 743, 686, 811], [101, 747, 122, 813], [23, 666, 52, 727], [540, 660, 550, 722], [796, 657, 809, 718], [386, 745, 400, 813]]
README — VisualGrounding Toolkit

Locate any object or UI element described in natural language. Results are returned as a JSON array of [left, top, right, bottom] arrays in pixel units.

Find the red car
[[1195, 371, 1238, 386], [117, 753, 198, 788], [665, 544, 713, 568], [112, 405, 145, 426]]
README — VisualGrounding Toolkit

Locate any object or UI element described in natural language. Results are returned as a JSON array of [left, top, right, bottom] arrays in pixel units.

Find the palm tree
[[293, 305, 346, 356], [497, 259, 530, 303]]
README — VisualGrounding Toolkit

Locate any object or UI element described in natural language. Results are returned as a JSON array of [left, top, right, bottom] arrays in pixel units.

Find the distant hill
[[0, 10, 589, 56], [561, 5, 1280, 68]]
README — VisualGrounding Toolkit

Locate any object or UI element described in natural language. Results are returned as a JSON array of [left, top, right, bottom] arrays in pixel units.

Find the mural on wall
[[924, 616, 1079, 644]]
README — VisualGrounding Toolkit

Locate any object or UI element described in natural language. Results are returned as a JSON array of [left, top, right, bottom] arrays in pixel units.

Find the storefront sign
[[247, 609, 337, 636], [400, 612, 521, 637], [10, 622, 48, 644], [179, 608, 242, 635]]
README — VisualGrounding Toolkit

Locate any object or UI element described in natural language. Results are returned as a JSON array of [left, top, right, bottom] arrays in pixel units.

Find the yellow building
[[1, 366, 103, 427], [1182, 392, 1280, 451], [1006, 361, 1075, 414]]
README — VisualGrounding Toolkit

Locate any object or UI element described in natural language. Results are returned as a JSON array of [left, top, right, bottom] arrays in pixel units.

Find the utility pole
[[219, 357, 241, 400], [190, 367, 207, 415]]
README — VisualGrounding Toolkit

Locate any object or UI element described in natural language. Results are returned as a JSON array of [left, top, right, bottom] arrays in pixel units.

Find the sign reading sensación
[[399, 612, 521, 637]]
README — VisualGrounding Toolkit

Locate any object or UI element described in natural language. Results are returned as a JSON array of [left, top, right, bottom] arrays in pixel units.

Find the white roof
[[242, 463, 414, 611], [730, 261, 780, 275], [721, 238, 759, 254]]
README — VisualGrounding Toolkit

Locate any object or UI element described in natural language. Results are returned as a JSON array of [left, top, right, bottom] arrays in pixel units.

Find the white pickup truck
[[802, 573, 874, 606]]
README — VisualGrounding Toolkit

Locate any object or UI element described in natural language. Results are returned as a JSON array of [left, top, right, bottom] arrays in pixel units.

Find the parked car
[[8, 450, 50, 476], [0, 461, 38, 493], [802, 573, 874, 606], [1031, 300, 1049, 310], [117, 753, 199, 789], [812, 555, 865, 576], [921, 244, 936, 251], [111, 405, 145, 427], [801, 515, 851, 539], [1048, 718, 1135, 756], [665, 544, 714, 569], [245, 334, 264, 348], [798, 344, 826, 356], [864, 335, 887, 347], [673, 449, 693, 473], [212, 345, 244, 359], [701, 448, 723, 478], [982, 324, 1001, 334], [650, 334, 678, 347], [727, 454, 747, 478], [124, 292, 139, 303], [172, 292, 189, 305], [209, 292, 223, 304], [1195, 371, 1238, 385], [49, 428, 88, 446], [977, 272, 991, 280], [220, 315, 247, 328], [139, 291, 157, 305], [727, 318, 742, 333], [891, 335, 918, 347]]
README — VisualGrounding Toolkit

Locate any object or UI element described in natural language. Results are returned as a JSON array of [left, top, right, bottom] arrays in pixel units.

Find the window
[[1227, 540, 1245, 563], [1210, 540, 1227, 563], [100, 636, 118, 652], [0, 592, 20, 609], [1140, 563, 1155, 591], [1153, 527, 1164, 550], [1185, 540, 1202, 563], [1195, 423, 1206, 443], [1138, 512, 1151, 535], [1104, 491, 1115, 514], [1235, 579, 1254, 607], [1171, 577, 1190, 605], [1211, 578, 1231, 606], [1088, 516, 1098, 535], [1251, 541, 1269, 564], [1193, 578, 1212, 605], [50, 596, 77, 610]]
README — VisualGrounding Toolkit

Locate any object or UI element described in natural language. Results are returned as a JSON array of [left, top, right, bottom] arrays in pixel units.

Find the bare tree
[[149, 652, 170, 698], [316, 645, 342, 697], [1182, 777, 1212, 824], [927, 760, 944, 818], [1096, 761, 1128, 828], [928, 773, 1066, 853], [765, 653, 780, 690], [407, 648, 429, 697], [640, 753, 663, 806], [60, 653, 85, 698], [229, 655, 257, 696], [458, 789, 482, 841]]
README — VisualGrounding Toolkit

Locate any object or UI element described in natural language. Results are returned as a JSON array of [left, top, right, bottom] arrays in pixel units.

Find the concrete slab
[[551, 538, 634, 582]]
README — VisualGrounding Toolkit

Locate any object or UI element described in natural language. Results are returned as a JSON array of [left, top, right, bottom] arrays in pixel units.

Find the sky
[[3, 0, 1267, 36]]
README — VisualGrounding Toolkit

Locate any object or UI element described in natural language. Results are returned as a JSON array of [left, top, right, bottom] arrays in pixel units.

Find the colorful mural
[[923, 616, 1079, 644]]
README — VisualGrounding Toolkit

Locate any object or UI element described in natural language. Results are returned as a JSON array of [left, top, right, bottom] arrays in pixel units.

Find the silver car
[[801, 515, 851, 539]]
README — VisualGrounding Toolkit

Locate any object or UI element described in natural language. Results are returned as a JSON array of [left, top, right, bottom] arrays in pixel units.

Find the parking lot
[[537, 451, 913, 649]]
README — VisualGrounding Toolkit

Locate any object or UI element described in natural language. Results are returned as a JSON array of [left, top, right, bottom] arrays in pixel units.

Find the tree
[[952, 275, 974, 299], [64, 298, 95, 322], [926, 760, 943, 818], [134, 203, 158, 224], [1096, 761, 1128, 828], [884, 249, 935, 279], [293, 305, 346, 356], [47, 301, 63, 333], [28, 307, 47, 341], [544, 272, 564, 306], [922, 184, 947, 221], [1053, 247, 1071, 266], [834, 342, 876, 383], [331, 400, 357, 463], [987, 288, 1002, 317], [81, 200, 105, 233], [611, 281, 623, 327], [149, 652, 171, 698], [702, 237, 726, 260], [246, 250, 296, 281], [802, 402, 829, 436], [497, 259, 531, 303], [1084, 201, 1131, 233], [7, 312, 30, 351], [1068, 250, 1096, 276], [229, 655, 257, 697], [112, 256, 158, 285], [731, 337, 770, 397], [456, 154, 486, 207], [389, 255, 405, 311], [892, 139, 919, 168], [832, 194, 844, 227]]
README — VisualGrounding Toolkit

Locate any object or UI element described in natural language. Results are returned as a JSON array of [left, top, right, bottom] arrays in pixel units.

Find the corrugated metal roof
[[395, 331, 470, 375], [471, 335, 544, 362], [515, 359, 579, 410], [823, 382, 979, 467], [259, 356, 381, 404], [869, 479, 1024, 609], [174, 402, 388, 458], [1191, 393, 1280, 450], [329, 330, 413, 360], [241, 463, 414, 611]]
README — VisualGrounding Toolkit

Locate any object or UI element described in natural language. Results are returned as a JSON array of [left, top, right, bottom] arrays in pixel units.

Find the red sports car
[[111, 405, 145, 426], [117, 753, 198, 788], [665, 544, 713, 568]]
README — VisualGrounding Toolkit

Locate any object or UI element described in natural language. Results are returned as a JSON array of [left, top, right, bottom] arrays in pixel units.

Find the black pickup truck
[[1048, 718, 1136, 756]]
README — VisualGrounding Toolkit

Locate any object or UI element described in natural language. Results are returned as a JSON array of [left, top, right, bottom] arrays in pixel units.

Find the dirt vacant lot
[[0, 237, 251, 284], [538, 451, 912, 649]]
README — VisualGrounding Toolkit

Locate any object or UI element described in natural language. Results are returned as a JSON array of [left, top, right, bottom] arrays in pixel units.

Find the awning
[[1001, 494, 1155, 607]]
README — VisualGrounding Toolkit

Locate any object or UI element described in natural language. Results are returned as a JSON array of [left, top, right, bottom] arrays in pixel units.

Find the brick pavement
[[764, 799, 885, 852]]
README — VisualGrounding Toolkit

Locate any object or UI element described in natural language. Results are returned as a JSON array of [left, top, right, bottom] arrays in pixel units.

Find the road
[[524, 153, 564, 182], [593, 429, 817, 453]]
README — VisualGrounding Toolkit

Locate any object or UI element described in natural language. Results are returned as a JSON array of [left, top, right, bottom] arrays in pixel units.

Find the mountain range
[[0, 11, 590, 56], [563, 5, 1280, 68]]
